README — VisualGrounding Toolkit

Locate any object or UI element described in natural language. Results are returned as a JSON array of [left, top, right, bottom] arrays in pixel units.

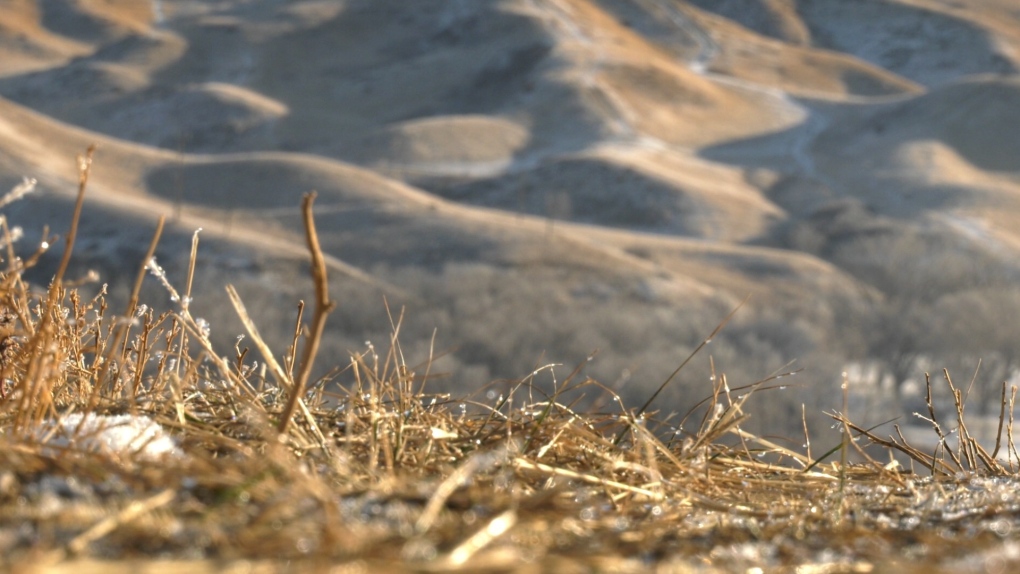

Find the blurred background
[[2, 0, 1020, 447]]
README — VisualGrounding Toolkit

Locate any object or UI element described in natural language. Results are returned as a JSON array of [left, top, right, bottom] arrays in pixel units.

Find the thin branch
[[52, 146, 95, 291], [279, 192, 336, 433]]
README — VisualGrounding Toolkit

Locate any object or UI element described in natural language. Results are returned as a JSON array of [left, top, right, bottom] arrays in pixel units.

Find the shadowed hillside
[[1, 0, 1020, 440]]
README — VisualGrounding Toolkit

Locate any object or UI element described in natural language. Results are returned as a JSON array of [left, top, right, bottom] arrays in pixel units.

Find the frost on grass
[[144, 255, 181, 303], [0, 176, 36, 210], [34, 413, 183, 461]]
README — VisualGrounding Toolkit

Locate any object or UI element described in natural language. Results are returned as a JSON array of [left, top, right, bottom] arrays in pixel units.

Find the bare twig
[[52, 146, 95, 291], [992, 380, 1007, 460], [278, 192, 336, 434]]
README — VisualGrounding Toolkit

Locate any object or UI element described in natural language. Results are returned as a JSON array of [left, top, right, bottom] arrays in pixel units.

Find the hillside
[[1, 0, 1019, 437]]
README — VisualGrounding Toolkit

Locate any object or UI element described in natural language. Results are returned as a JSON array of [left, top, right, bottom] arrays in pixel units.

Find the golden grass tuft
[[2, 152, 1020, 572]]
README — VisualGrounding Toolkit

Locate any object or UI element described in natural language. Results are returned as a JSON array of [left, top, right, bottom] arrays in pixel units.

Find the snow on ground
[[34, 413, 183, 461]]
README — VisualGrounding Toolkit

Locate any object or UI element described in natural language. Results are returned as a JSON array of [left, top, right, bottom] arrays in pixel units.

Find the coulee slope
[[1, 0, 1019, 431]]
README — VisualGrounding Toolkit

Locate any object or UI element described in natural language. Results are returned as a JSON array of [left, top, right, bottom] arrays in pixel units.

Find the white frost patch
[[36, 413, 182, 461]]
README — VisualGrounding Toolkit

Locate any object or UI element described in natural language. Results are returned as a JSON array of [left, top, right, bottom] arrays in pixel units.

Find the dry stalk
[[40, 488, 177, 564], [226, 285, 291, 392], [1010, 385, 1019, 470], [618, 296, 747, 446], [440, 509, 517, 567], [278, 192, 336, 434], [924, 372, 962, 470], [52, 146, 95, 292], [514, 457, 667, 501], [992, 380, 1007, 460], [12, 147, 95, 429]]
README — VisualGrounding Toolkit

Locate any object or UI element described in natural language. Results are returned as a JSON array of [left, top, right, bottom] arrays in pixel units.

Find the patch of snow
[[36, 413, 183, 461]]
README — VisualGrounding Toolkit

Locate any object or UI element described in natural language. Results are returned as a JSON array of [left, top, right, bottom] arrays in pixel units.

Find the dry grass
[[2, 153, 1020, 573]]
